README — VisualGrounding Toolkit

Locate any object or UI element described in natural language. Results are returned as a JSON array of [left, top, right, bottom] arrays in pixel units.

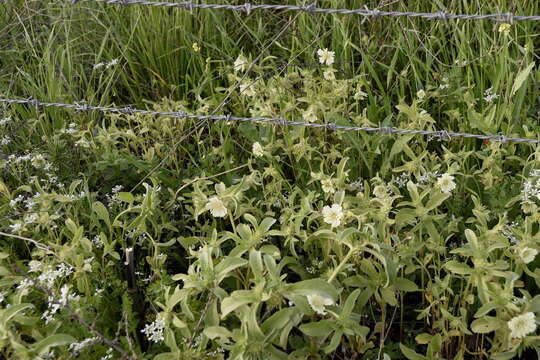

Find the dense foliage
[[1, 1, 540, 359]]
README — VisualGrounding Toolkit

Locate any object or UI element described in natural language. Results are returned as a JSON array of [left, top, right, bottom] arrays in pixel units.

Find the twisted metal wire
[[70, 0, 540, 23], [1, 97, 538, 144]]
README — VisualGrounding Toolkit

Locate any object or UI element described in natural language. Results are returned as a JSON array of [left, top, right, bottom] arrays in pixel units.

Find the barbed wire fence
[[2, 2, 540, 358], [71, 0, 540, 23], [2, 98, 539, 144]]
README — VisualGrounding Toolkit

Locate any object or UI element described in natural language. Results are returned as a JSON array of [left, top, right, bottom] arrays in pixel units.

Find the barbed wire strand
[[1, 97, 538, 144], [71, 0, 540, 23]]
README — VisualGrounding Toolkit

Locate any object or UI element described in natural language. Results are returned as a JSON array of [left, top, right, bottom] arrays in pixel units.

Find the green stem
[[327, 247, 355, 283]]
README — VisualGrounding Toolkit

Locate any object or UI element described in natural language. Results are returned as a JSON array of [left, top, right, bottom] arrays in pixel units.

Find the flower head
[[141, 316, 165, 343], [437, 173, 456, 193], [323, 68, 336, 81], [518, 247, 538, 264], [205, 196, 228, 218], [317, 48, 335, 66], [498, 23, 511, 35], [322, 204, 343, 228], [416, 89, 426, 100], [508, 312, 537, 338], [192, 42, 200, 52], [234, 54, 249, 72], [321, 179, 335, 194], [252, 142, 264, 157], [307, 294, 334, 315]]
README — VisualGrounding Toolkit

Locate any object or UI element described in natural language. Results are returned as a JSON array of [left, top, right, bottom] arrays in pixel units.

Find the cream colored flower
[[233, 54, 248, 72], [252, 142, 264, 157], [508, 312, 537, 339], [416, 89, 426, 100], [322, 204, 343, 228], [205, 196, 228, 217], [192, 43, 200, 52], [518, 247, 538, 264], [306, 294, 334, 315], [321, 179, 335, 194], [373, 185, 388, 199], [302, 106, 317, 123], [498, 23, 511, 35], [317, 48, 335, 66], [323, 68, 336, 81], [437, 173, 456, 193], [239, 82, 256, 97]]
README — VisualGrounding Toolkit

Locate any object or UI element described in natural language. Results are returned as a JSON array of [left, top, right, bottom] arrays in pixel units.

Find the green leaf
[[221, 291, 257, 318], [0, 303, 33, 328], [445, 261, 473, 275], [323, 330, 343, 354], [283, 279, 338, 302], [399, 344, 427, 360], [299, 320, 334, 337], [34, 334, 76, 354], [394, 277, 419, 292], [116, 192, 134, 204], [203, 326, 233, 340], [92, 201, 111, 228], [415, 333, 432, 344], [511, 62, 535, 96], [471, 316, 502, 334], [215, 257, 248, 283]]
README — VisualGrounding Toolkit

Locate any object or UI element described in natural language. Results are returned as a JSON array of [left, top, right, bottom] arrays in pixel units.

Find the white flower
[[233, 54, 248, 72], [252, 142, 264, 157], [321, 179, 335, 194], [322, 204, 343, 228], [9, 223, 22, 233], [205, 196, 228, 217], [239, 82, 256, 97], [306, 294, 334, 315], [323, 68, 336, 81], [437, 173, 456, 193], [302, 106, 317, 123], [518, 247, 538, 264], [508, 312, 537, 338], [416, 89, 426, 100], [141, 316, 165, 343], [192, 42, 200, 52], [317, 48, 335, 66]]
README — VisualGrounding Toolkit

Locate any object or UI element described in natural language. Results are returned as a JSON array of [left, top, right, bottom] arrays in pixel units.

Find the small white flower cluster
[[42, 284, 80, 324], [439, 77, 450, 90], [141, 316, 165, 343], [350, 177, 364, 192], [59, 122, 78, 135], [207, 347, 225, 357], [69, 336, 100, 355], [233, 54, 248, 73], [92, 234, 104, 248], [94, 58, 120, 70], [105, 185, 124, 209], [501, 222, 520, 244], [483, 87, 499, 103], [418, 171, 440, 185], [37, 263, 74, 288], [6, 153, 53, 171], [40, 350, 55, 359], [392, 172, 412, 188], [100, 348, 113, 360], [0, 116, 11, 126], [0, 135, 10, 146]]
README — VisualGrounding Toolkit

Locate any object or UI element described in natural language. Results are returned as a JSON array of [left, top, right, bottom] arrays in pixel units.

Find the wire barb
[[0, 97, 538, 145]]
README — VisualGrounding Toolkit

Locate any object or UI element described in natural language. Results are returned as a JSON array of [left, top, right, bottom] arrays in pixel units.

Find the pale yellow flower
[[302, 106, 317, 123], [498, 23, 511, 35], [321, 179, 335, 194], [322, 204, 343, 228], [416, 89, 426, 100], [233, 54, 248, 72], [192, 43, 200, 52], [323, 68, 336, 81], [317, 48, 335, 66], [437, 173, 456, 193], [205, 197, 228, 217], [252, 142, 264, 157], [508, 312, 537, 338], [518, 247, 538, 264], [306, 294, 334, 315]]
